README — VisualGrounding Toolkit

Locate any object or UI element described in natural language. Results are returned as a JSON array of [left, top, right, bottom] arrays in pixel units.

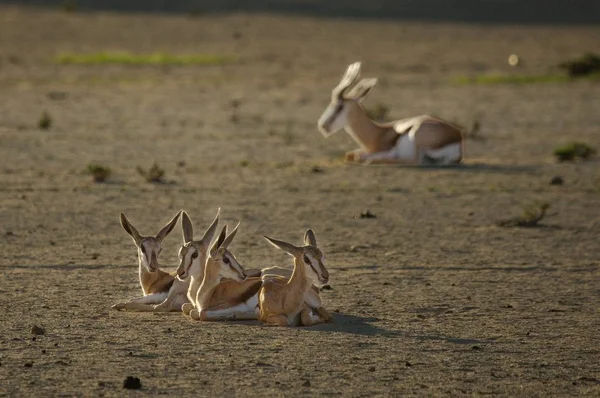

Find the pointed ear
[[304, 229, 317, 247], [156, 210, 182, 243], [334, 61, 362, 100], [344, 78, 377, 101], [221, 221, 240, 251], [264, 236, 301, 257], [120, 213, 142, 245], [210, 225, 228, 258], [201, 208, 220, 244], [181, 212, 194, 243]]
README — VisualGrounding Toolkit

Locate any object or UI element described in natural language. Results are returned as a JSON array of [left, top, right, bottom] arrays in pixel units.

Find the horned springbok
[[112, 211, 191, 312], [183, 224, 265, 321], [318, 62, 464, 165], [259, 230, 333, 327], [174, 209, 222, 316]]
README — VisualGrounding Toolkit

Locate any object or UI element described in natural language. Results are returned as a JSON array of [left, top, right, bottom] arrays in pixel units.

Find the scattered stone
[[311, 166, 324, 173], [472, 345, 481, 350], [405, 361, 412, 367], [503, 304, 514, 309], [550, 176, 564, 185], [368, 366, 376, 372], [302, 380, 311, 387], [31, 325, 45, 335], [41, 350, 46, 354], [98, 381, 106, 387], [508, 54, 520, 67], [123, 376, 142, 390], [24, 362, 33, 368]]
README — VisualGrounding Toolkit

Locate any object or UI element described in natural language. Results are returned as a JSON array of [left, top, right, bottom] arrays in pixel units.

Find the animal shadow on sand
[[303, 312, 494, 346], [393, 163, 538, 174]]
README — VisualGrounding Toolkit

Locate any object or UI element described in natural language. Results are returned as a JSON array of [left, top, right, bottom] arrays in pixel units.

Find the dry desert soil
[[0, 5, 599, 397]]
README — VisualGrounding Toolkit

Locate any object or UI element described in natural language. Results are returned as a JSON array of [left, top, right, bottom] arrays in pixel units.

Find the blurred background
[[5, 0, 600, 23]]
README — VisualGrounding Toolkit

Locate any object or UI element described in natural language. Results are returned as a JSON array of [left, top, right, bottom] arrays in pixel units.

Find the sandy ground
[[0, 6, 599, 396]]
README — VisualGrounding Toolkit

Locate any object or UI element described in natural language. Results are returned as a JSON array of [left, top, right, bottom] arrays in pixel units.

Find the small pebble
[[31, 325, 45, 335]]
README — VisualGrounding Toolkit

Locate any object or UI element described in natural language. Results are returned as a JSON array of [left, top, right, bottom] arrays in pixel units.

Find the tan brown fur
[[258, 230, 332, 327]]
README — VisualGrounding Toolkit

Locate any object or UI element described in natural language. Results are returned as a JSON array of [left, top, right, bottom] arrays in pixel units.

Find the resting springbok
[[318, 62, 464, 165], [183, 224, 265, 321], [174, 210, 222, 316], [259, 230, 333, 327], [112, 211, 190, 312]]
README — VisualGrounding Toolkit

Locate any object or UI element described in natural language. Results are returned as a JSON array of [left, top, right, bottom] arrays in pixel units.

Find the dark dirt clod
[[123, 376, 142, 390], [302, 380, 311, 387], [472, 346, 481, 350], [550, 176, 564, 185], [357, 210, 377, 219], [31, 325, 45, 335], [368, 366, 376, 372], [24, 362, 33, 368], [405, 361, 412, 367]]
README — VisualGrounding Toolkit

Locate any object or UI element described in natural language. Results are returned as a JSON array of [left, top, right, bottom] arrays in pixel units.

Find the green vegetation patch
[[85, 164, 111, 183], [553, 142, 597, 162], [54, 52, 238, 66]]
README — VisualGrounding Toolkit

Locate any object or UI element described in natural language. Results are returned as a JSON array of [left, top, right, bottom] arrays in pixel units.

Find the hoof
[[189, 309, 201, 320], [181, 303, 194, 315]]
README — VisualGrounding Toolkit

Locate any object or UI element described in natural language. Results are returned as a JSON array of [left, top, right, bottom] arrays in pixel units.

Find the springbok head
[[176, 209, 220, 280], [120, 211, 182, 273], [264, 229, 329, 287], [206, 223, 247, 282], [317, 62, 378, 137]]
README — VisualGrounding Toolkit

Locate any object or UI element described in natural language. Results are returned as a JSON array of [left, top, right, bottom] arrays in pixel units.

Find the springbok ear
[[210, 225, 228, 258], [304, 229, 317, 247], [333, 61, 362, 100], [201, 208, 220, 244], [156, 210, 182, 243], [221, 221, 240, 251], [344, 78, 378, 101], [181, 212, 194, 243], [120, 213, 142, 245], [264, 236, 301, 257]]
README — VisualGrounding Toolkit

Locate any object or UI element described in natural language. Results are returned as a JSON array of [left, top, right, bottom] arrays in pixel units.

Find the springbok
[[318, 62, 464, 165], [183, 224, 265, 321], [176, 209, 225, 316], [112, 211, 190, 312], [259, 229, 333, 327]]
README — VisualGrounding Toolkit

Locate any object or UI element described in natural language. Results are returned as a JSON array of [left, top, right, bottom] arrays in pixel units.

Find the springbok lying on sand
[[318, 62, 464, 165], [259, 230, 333, 327], [112, 211, 190, 312]]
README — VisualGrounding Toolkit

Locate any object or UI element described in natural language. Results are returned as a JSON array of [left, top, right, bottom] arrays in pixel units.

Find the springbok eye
[[191, 252, 198, 259], [223, 257, 230, 265], [141, 246, 146, 254], [303, 255, 311, 264]]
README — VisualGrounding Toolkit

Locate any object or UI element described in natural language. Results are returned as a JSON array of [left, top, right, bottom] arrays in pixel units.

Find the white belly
[[394, 133, 417, 160], [424, 143, 462, 164]]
